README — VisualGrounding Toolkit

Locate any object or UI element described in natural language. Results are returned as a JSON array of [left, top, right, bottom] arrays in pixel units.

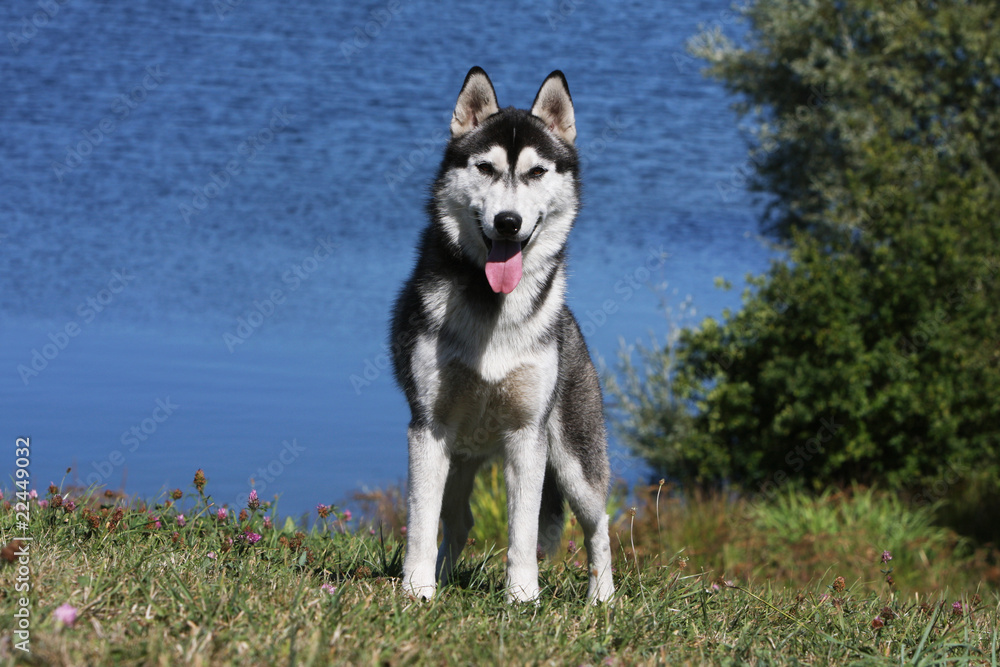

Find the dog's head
[[434, 67, 580, 294]]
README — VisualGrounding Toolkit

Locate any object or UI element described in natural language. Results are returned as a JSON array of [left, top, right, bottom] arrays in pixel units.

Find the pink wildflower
[[53, 603, 77, 626], [881, 550, 892, 564], [321, 583, 337, 595], [263, 516, 273, 529], [216, 508, 227, 522], [207, 552, 217, 560], [239, 530, 262, 544], [343, 509, 352, 521], [247, 489, 260, 511], [177, 514, 186, 527]]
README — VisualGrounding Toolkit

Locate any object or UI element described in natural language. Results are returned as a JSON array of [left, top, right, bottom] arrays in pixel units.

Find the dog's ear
[[451, 67, 500, 138], [531, 71, 575, 145]]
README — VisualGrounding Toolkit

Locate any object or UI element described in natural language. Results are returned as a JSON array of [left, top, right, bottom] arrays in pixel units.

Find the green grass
[[1, 472, 998, 666]]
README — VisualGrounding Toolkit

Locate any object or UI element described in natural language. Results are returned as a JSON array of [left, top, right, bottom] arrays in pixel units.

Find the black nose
[[493, 211, 522, 238]]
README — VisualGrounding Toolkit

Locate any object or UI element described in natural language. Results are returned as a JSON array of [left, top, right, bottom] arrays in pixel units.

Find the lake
[[0, 0, 771, 517]]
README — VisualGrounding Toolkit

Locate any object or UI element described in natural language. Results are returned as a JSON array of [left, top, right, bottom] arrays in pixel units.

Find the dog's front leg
[[503, 426, 548, 603], [402, 424, 450, 600]]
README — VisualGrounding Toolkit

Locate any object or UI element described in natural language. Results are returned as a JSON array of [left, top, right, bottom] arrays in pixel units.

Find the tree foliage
[[613, 0, 1000, 506]]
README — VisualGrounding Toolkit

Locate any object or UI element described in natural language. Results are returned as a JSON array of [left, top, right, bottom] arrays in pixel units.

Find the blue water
[[1, 0, 771, 516]]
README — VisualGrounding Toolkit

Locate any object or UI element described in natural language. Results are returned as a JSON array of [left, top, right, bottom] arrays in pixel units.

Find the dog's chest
[[411, 330, 558, 449], [435, 360, 544, 435]]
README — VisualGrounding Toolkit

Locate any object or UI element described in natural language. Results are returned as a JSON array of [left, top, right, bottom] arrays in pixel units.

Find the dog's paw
[[504, 580, 541, 605], [402, 578, 437, 601], [586, 569, 615, 605]]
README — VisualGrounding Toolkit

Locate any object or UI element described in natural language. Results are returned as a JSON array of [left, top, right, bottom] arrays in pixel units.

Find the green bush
[[612, 0, 1000, 507]]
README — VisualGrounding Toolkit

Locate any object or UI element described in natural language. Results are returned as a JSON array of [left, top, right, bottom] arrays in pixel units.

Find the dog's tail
[[537, 466, 565, 557]]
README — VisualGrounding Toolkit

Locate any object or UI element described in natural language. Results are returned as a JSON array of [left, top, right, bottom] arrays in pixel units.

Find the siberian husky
[[390, 67, 614, 603]]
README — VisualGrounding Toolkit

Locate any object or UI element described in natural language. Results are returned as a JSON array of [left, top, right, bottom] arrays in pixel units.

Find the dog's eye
[[476, 162, 495, 177], [527, 166, 548, 179]]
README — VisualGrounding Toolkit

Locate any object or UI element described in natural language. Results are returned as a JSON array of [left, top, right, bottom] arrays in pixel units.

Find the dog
[[390, 67, 614, 603]]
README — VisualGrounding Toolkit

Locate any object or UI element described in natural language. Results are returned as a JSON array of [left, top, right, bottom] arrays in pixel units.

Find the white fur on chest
[[410, 281, 562, 448]]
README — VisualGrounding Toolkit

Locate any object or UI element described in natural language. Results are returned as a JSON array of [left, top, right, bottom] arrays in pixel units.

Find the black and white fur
[[390, 67, 614, 603]]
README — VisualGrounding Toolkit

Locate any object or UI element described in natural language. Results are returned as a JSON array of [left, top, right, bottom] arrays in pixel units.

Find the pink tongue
[[485, 240, 523, 294]]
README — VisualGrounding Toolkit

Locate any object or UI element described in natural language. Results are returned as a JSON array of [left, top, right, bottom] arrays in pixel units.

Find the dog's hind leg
[[436, 456, 481, 585], [537, 466, 565, 557], [547, 418, 615, 603], [553, 464, 614, 602]]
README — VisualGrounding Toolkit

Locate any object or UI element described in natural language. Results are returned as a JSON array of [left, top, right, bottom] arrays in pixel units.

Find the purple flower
[[177, 514, 186, 527], [321, 583, 337, 595], [38, 500, 49, 509], [881, 550, 893, 564], [216, 508, 228, 522], [207, 551, 217, 560], [567, 540, 576, 553], [29, 489, 38, 499], [263, 516, 273, 529], [317, 504, 330, 518], [239, 530, 262, 544], [952, 601, 964, 615], [53, 603, 77, 626], [247, 489, 260, 511], [343, 509, 352, 521]]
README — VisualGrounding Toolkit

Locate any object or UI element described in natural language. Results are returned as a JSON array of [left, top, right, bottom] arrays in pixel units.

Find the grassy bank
[[1, 470, 998, 665]]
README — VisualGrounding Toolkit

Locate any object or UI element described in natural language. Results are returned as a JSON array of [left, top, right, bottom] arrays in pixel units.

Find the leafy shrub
[[613, 0, 1000, 512]]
